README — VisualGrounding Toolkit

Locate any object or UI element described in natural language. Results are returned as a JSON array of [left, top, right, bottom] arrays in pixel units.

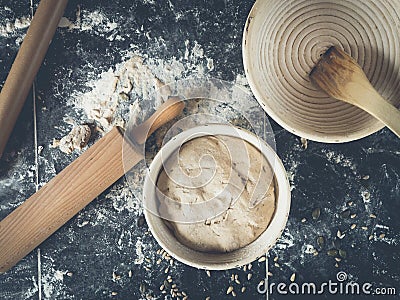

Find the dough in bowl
[[156, 135, 276, 253]]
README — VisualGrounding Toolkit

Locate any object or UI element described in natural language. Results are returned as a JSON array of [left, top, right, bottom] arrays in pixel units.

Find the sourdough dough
[[156, 135, 276, 253]]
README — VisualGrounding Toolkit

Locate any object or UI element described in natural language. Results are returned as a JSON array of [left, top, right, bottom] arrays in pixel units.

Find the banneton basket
[[243, 0, 400, 143], [143, 124, 291, 270]]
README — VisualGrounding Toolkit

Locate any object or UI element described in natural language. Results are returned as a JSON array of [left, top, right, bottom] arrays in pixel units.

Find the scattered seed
[[312, 208, 321, 220], [340, 209, 351, 218], [362, 175, 370, 180], [231, 274, 235, 281], [206, 270, 211, 277], [172, 284, 177, 289], [335, 257, 342, 262], [139, 283, 146, 294], [370, 214, 377, 219], [160, 285, 165, 291], [183, 297, 188, 300], [164, 267, 169, 274], [157, 249, 161, 254], [247, 273, 253, 280], [317, 236, 325, 248], [333, 238, 341, 249], [206, 297, 210, 300], [248, 263, 252, 270], [379, 233, 386, 239], [111, 292, 118, 296], [232, 291, 237, 297], [335, 263, 339, 268], [267, 272, 273, 277], [235, 279, 241, 285], [300, 137, 308, 149], [66, 272, 73, 277], [347, 201, 354, 206], [274, 263, 280, 268], [170, 259, 174, 266], [145, 258, 151, 263], [337, 230, 345, 239], [274, 256, 279, 262], [112, 272, 121, 281], [351, 224, 357, 230], [182, 291, 187, 296], [241, 286, 246, 293], [327, 249, 338, 256], [363, 191, 371, 200], [227, 286, 234, 295], [290, 273, 296, 282], [369, 235, 374, 241], [313, 250, 319, 256], [301, 218, 307, 223], [258, 256, 266, 262], [156, 259, 161, 265], [350, 214, 357, 219], [339, 249, 347, 258], [243, 265, 247, 272]]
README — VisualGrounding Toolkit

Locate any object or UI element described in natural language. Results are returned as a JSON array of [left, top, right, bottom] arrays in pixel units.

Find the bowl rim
[[241, 0, 384, 143], [143, 124, 291, 270]]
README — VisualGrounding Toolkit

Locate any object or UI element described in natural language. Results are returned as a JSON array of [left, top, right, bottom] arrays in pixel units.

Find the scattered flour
[[0, 16, 30, 37]]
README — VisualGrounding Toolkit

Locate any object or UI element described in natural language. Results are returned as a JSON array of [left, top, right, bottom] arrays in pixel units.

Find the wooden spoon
[[310, 46, 400, 138], [0, 97, 184, 273]]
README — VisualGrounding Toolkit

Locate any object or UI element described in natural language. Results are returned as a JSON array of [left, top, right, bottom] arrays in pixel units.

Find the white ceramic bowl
[[143, 124, 291, 270], [243, 0, 400, 143]]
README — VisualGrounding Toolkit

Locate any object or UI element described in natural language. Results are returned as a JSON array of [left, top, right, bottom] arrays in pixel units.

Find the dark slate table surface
[[0, 1, 399, 299]]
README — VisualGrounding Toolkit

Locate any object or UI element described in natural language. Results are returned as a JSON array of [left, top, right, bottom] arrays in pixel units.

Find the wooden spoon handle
[[349, 81, 400, 138], [0, 98, 184, 273]]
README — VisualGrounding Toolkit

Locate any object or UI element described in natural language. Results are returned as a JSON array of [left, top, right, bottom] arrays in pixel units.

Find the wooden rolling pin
[[0, 0, 68, 159], [0, 97, 185, 273]]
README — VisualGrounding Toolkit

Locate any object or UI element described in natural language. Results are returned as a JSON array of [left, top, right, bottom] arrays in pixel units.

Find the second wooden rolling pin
[[0, 0, 68, 159], [0, 97, 185, 273]]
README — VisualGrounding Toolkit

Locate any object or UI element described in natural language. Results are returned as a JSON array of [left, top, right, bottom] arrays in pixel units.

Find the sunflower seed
[[227, 286, 234, 294], [351, 224, 357, 230], [139, 283, 146, 294], [258, 256, 266, 262], [312, 208, 321, 220], [337, 230, 345, 239], [206, 270, 211, 277], [317, 236, 325, 248], [339, 249, 347, 258], [333, 238, 341, 249], [301, 218, 307, 223], [327, 249, 338, 256], [369, 235, 374, 241], [370, 214, 377, 219], [379, 233, 386, 239], [351, 214, 357, 219], [290, 273, 296, 282], [247, 273, 253, 280]]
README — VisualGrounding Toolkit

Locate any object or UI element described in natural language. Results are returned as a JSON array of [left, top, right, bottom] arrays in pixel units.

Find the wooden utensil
[[0, 97, 185, 273], [0, 0, 69, 159], [310, 46, 400, 138]]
